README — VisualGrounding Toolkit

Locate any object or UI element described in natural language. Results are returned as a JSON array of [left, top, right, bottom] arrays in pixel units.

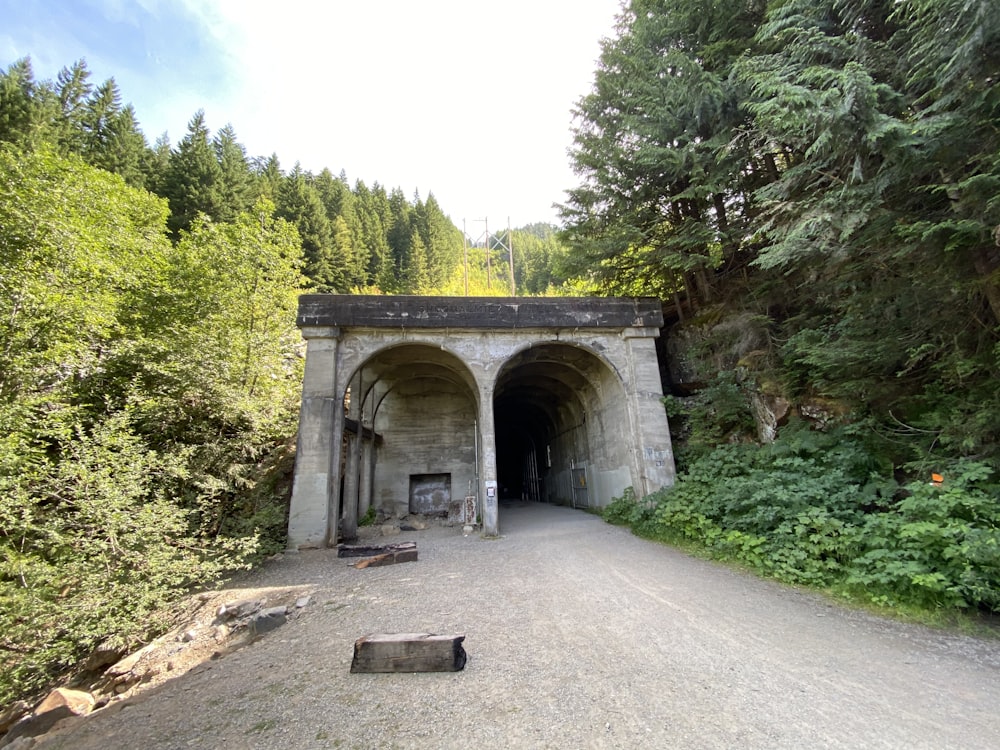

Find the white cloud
[[3, 0, 622, 224], [173, 0, 621, 224]]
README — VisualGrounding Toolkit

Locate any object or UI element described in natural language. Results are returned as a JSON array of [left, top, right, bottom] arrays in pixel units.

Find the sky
[[0, 0, 624, 228]]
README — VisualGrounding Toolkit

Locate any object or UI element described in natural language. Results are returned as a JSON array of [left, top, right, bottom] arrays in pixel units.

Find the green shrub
[[0, 411, 256, 704], [846, 461, 1000, 610], [628, 422, 1000, 613]]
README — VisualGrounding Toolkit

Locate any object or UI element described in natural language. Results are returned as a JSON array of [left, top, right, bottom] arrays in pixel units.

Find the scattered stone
[[295, 595, 311, 609], [0, 701, 30, 736], [178, 628, 199, 643], [251, 606, 288, 635], [350, 633, 467, 673], [82, 640, 126, 673], [2, 689, 95, 745], [400, 517, 428, 531], [105, 643, 156, 677], [215, 599, 264, 621], [379, 523, 401, 537]]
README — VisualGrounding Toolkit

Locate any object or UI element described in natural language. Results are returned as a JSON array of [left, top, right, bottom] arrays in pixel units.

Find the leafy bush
[[0, 147, 305, 705], [626, 422, 1000, 613], [0, 410, 255, 703], [847, 461, 1000, 610]]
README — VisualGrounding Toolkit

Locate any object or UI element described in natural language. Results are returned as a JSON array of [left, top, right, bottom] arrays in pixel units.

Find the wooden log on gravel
[[350, 633, 467, 673], [351, 547, 418, 568], [338, 541, 416, 558]]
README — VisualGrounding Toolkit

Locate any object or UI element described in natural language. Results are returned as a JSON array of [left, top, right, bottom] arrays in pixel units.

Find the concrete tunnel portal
[[286, 295, 676, 548]]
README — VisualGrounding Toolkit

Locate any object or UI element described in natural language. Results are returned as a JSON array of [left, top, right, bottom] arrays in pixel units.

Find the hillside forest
[[567, 0, 1000, 619], [2, 0, 1000, 709]]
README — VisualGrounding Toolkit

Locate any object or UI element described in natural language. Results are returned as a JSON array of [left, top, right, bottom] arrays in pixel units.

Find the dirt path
[[35, 502, 1000, 749]]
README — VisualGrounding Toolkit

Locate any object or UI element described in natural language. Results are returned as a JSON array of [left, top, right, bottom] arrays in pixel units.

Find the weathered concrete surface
[[288, 296, 676, 548], [297, 295, 664, 329], [34, 503, 1000, 750]]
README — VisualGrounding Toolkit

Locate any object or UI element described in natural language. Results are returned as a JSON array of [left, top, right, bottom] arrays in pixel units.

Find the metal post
[[462, 219, 469, 296], [507, 216, 515, 296], [485, 217, 491, 290]]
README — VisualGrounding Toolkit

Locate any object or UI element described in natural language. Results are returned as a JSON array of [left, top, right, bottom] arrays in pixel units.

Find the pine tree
[[55, 60, 92, 153], [213, 124, 254, 223], [161, 110, 223, 238], [82, 80, 149, 188], [276, 165, 336, 291], [0, 58, 59, 148], [355, 181, 394, 292]]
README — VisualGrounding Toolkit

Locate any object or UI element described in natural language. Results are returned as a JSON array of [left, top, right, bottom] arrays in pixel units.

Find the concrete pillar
[[623, 329, 676, 496], [359, 435, 374, 518], [478, 391, 499, 536], [287, 326, 341, 549], [341, 373, 364, 541]]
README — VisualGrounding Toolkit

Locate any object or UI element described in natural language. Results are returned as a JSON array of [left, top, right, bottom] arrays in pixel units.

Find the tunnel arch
[[342, 342, 480, 523], [493, 342, 631, 509]]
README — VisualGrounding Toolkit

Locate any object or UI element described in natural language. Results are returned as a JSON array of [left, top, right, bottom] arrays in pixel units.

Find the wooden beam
[[338, 541, 416, 558], [350, 633, 467, 673]]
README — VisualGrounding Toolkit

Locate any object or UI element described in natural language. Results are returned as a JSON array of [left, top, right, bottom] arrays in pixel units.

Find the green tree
[[414, 192, 463, 289], [161, 110, 223, 238], [276, 165, 336, 291], [314, 168, 367, 288], [355, 180, 394, 291], [83, 81, 149, 188], [0, 147, 305, 704], [213, 124, 254, 223], [0, 58, 59, 148], [55, 60, 92, 153], [560, 0, 766, 305]]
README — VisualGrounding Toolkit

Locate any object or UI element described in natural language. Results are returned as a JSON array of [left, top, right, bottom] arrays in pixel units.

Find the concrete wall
[[373, 378, 477, 518]]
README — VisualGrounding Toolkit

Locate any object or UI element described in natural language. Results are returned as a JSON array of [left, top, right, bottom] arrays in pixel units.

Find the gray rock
[[215, 599, 263, 621], [1, 689, 93, 745], [251, 607, 288, 635]]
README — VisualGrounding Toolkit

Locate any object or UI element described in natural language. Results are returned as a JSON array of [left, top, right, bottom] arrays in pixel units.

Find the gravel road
[[35, 501, 1000, 749]]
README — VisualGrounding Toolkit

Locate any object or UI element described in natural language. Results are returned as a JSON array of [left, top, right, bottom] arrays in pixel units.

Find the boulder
[[2, 688, 94, 745]]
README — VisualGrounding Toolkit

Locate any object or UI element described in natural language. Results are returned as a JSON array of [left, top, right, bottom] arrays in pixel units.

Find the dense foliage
[[578, 0, 1000, 613], [606, 423, 1000, 612], [0, 145, 306, 704], [563, 0, 1000, 467]]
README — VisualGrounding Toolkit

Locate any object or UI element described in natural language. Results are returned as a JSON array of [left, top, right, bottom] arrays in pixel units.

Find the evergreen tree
[[404, 226, 431, 294], [561, 0, 767, 304], [276, 165, 337, 291], [355, 180, 394, 292], [83, 80, 149, 188], [314, 168, 367, 287], [144, 133, 171, 196], [0, 58, 58, 148], [386, 187, 413, 290], [161, 110, 223, 238], [55, 60, 92, 153], [213, 124, 254, 223], [252, 152, 283, 201], [416, 193, 463, 289]]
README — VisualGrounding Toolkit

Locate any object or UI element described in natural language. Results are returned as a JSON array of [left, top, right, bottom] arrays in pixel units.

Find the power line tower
[[465, 216, 515, 296]]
